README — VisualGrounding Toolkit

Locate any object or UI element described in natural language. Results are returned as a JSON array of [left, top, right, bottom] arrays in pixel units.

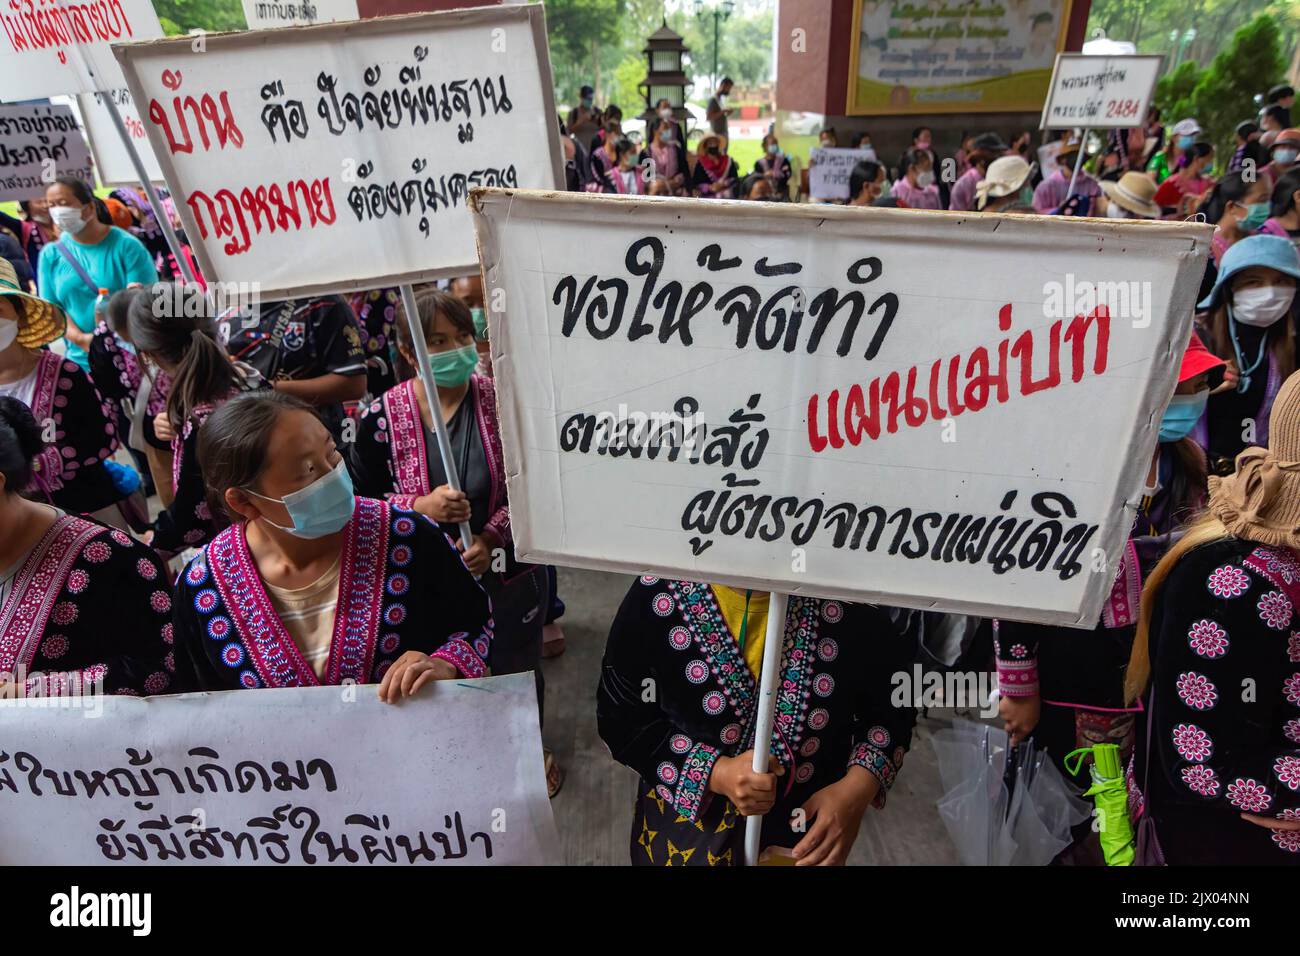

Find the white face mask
[[51, 205, 88, 236], [0, 317, 17, 351], [1105, 202, 1129, 219], [915, 170, 935, 188], [1232, 284, 1296, 327], [659, 107, 673, 121]]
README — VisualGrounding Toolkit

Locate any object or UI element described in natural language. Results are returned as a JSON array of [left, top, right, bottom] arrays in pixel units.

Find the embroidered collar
[[206, 498, 389, 687], [0, 515, 101, 673]]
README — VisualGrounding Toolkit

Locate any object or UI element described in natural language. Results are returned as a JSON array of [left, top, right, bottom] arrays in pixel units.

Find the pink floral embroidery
[[40, 635, 68, 660], [1289, 632, 1300, 664], [150, 591, 171, 614], [1274, 755, 1300, 791], [1206, 564, 1250, 598], [1171, 723, 1213, 762], [1258, 590, 1294, 630], [136, 558, 157, 580], [1284, 718, 1300, 744], [1010, 644, 1028, 659], [1175, 671, 1218, 711], [1181, 764, 1220, 797], [1226, 778, 1272, 812], [51, 601, 77, 626], [82, 541, 110, 564], [1284, 673, 1300, 705], [65, 569, 89, 594], [1186, 620, 1229, 659], [1273, 830, 1300, 853]]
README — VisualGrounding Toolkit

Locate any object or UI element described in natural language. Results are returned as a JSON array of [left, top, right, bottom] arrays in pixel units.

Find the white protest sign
[[75, 87, 164, 185], [809, 146, 873, 201], [0, 102, 94, 201], [241, 0, 358, 31], [113, 5, 564, 299], [0, 0, 163, 102], [470, 190, 1213, 627], [0, 673, 559, 864], [1040, 54, 1162, 131]]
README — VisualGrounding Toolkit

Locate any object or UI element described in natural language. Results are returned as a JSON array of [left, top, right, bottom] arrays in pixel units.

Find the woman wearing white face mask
[[889, 147, 942, 210], [1197, 235, 1300, 475], [753, 133, 792, 201], [641, 118, 688, 196], [174, 389, 492, 698], [35, 176, 157, 374]]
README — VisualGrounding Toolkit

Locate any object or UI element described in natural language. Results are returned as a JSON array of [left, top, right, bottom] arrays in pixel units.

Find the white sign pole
[[1066, 128, 1088, 197], [68, 40, 196, 283], [398, 282, 473, 550], [743, 589, 789, 866]]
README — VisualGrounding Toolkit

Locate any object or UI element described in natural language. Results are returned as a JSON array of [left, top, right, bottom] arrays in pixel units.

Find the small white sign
[[0, 103, 95, 202], [1040, 54, 1162, 131]]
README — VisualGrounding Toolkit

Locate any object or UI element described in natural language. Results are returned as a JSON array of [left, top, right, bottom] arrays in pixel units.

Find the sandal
[[544, 749, 565, 799]]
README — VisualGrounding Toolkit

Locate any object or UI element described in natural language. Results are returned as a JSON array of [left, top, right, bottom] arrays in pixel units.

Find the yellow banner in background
[[846, 0, 1074, 115]]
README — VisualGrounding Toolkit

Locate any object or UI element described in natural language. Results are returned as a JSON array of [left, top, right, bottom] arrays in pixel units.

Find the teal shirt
[[36, 228, 158, 371]]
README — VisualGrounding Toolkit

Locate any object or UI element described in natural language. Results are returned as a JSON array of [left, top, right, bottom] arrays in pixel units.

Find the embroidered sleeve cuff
[[388, 494, 420, 510], [431, 637, 487, 680], [996, 658, 1040, 697], [670, 742, 720, 823], [849, 742, 899, 809]]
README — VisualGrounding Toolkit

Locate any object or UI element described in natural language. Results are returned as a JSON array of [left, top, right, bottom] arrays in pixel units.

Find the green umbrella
[[1064, 743, 1135, 866]]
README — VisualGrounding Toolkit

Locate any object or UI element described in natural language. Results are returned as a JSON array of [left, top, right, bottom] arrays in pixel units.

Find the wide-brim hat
[[1208, 370, 1300, 550], [1099, 172, 1160, 218], [1198, 234, 1300, 311], [0, 258, 65, 349], [975, 155, 1031, 209]]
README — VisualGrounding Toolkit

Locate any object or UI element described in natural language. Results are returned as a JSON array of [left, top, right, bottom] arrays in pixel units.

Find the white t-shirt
[[0, 363, 39, 409]]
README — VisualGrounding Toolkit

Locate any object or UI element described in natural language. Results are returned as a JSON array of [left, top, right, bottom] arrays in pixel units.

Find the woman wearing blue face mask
[[1198, 235, 1300, 475], [174, 389, 492, 698], [752, 134, 792, 201], [1146, 117, 1201, 185], [1203, 170, 1273, 266], [997, 336, 1223, 848], [347, 290, 558, 786]]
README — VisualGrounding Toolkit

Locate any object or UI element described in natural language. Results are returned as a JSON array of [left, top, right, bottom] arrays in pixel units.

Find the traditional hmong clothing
[[597, 578, 916, 866], [349, 375, 547, 709], [87, 321, 172, 452], [151, 370, 265, 554], [0, 513, 176, 696], [19, 350, 123, 515], [996, 441, 1206, 785], [174, 497, 492, 690], [1130, 538, 1300, 864], [346, 288, 400, 396]]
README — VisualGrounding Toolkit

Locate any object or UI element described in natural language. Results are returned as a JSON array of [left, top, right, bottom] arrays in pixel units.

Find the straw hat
[[1099, 172, 1160, 218], [0, 258, 67, 349], [975, 155, 1031, 209], [1209, 370, 1300, 549]]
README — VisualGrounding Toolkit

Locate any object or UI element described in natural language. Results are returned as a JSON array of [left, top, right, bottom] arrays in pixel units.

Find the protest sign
[[0, 0, 163, 101], [75, 87, 164, 185], [0, 673, 559, 865], [114, 5, 564, 299], [1040, 54, 1162, 130], [241, 0, 358, 31], [0, 103, 94, 201], [808, 147, 874, 201], [470, 189, 1213, 627]]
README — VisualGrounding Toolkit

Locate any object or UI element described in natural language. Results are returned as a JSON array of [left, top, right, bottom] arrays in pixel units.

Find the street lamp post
[[694, 0, 735, 89]]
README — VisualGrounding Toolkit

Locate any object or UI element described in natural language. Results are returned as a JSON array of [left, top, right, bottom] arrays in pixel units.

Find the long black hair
[[1200, 170, 1257, 224], [127, 283, 237, 432], [0, 396, 44, 493]]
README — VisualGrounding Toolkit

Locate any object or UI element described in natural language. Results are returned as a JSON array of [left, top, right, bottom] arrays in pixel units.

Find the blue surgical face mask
[[1159, 391, 1208, 442], [1238, 201, 1271, 232], [1177, 135, 1195, 150], [428, 343, 478, 387], [246, 459, 355, 539]]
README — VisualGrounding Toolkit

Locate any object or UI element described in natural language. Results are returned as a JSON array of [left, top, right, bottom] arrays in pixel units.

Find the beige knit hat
[[1209, 369, 1300, 548]]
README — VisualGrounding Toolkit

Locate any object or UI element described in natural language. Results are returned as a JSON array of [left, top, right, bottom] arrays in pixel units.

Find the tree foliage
[[153, 0, 245, 34]]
